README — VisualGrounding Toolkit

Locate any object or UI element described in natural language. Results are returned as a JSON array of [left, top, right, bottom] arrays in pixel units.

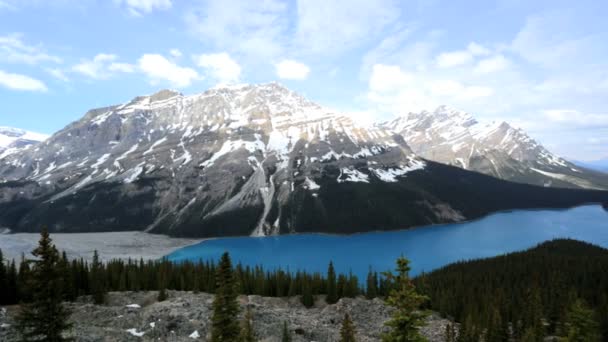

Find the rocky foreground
[[0, 291, 454, 341]]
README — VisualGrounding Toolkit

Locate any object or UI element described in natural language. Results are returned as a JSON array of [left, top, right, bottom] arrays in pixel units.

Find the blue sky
[[0, 0, 607, 160]]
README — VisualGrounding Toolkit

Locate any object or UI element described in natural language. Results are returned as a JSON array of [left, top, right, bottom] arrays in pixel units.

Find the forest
[[0, 236, 605, 341]]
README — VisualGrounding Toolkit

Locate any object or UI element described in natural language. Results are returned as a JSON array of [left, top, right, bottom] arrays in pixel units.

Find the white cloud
[[295, 0, 401, 55], [0, 34, 61, 65], [194, 52, 241, 84], [275, 60, 310, 80], [185, 0, 288, 60], [366, 63, 494, 116], [0, 69, 47, 91], [435, 42, 492, 68], [542, 109, 608, 128], [116, 0, 171, 16], [72, 54, 135, 79], [368, 64, 412, 92], [467, 42, 491, 56], [138, 53, 199, 88], [170, 49, 182, 58], [474, 55, 509, 74], [46, 68, 69, 82], [436, 50, 473, 68]]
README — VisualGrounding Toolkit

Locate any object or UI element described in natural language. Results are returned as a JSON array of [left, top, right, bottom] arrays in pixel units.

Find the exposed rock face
[[381, 106, 608, 190], [0, 291, 454, 342], [1, 84, 607, 237]]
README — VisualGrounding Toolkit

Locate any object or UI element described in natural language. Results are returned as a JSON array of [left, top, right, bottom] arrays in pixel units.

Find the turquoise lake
[[167, 205, 608, 280]]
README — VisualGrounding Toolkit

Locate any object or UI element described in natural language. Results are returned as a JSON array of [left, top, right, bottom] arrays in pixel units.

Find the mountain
[[574, 158, 608, 173], [0, 126, 48, 158], [380, 106, 608, 190], [1, 84, 607, 237]]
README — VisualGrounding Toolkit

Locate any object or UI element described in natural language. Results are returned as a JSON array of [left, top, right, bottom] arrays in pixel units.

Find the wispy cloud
[[0, 34, 62, 65], [115, 0, 172, 16], [194, 52, 241, 85], [72, 53, 135, 79], [185, 0, 288, 60], [0, 69, 47, 91]]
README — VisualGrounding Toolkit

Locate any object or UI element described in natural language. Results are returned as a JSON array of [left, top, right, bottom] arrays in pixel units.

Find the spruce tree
[[562, 298, 601, 342], [382, 256, 428, 342], [366, 269, 378, 299], [301, 278, 314, 308], [90, 250, 106, 304], [15, 228, 72, 342], [0, 249, 6, 305], [282, 321, 292, 342], [444, 323, 456, 342], [238, 307, 255, 342], [326, 261, 338, 304], [340, 313, 357, 342], [211, 252, 240, 342]]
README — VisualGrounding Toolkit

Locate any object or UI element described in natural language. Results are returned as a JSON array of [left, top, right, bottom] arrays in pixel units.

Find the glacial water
[[167, 205, 608, 279]]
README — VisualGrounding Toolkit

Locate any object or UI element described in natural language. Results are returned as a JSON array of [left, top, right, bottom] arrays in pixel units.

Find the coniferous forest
[[0, 234, 606, 341], [414, 239, 608, 341]]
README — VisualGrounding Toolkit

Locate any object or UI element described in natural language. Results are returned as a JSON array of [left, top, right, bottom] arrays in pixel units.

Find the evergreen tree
[[17, 254, 32, 302], [485, 307, 507, 342], [301, 278, 314, 308], [211, 252, 240, 342], [444, 323, 456, 342], [6, 260, 18, 305], [15, 228, 72, 342], [90, 250, 106, 305], [382, 256, 428, 342], [326, 261, 338, 304], [366, 269, 377, 299], [238, 307, 255, 342], [0, 249, 6, 305], [561, 299, 601, 342], [457, 315, 478, 342], [282, 321, 292, 342], [340, 313, 357, 342]]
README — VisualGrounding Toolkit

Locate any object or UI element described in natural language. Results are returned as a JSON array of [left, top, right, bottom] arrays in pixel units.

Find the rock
[[0, 291, 454, 341]]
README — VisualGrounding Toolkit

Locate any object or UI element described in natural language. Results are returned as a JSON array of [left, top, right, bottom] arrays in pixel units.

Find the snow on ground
[[0, 231, 202, 263]]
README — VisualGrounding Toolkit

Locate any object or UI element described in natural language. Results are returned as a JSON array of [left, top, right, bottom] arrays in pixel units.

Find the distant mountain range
[[0, 126, 48, 158], [380, 106, 608, 190], [573, 159, 608, 173], [1, 84, 607, 237]]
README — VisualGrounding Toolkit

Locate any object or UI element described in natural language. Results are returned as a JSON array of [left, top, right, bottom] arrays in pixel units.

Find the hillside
[[414, 239, 608, 340]]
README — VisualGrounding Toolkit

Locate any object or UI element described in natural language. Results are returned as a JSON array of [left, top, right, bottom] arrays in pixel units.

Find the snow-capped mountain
[[1, 84, 606, 237], [0, 126, 48, 158], [381, 106, 608, 190]]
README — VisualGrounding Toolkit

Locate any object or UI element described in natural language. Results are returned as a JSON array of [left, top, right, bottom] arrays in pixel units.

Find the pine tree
[[211, 252, 240, 342], [340, 313, 357, 342], [15, 228, 72, 342], [382, 256, 428, 342], [0, 249, 7, 305], [326, 261, 338, 304], [301, 278, 314, 308], [561, 298, 601, 342], [282, 321, 292, 342], [485, 307, 507, 342], [6, 260, 19, 305], [238, 307, 255, 342], [366, 269, 377, 299], [444, 323, 456, 342], [90, 250, 106, 305]]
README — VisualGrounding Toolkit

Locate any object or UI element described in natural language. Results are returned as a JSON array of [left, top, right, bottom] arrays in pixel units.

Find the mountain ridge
[[380, 106, 608, 190], [0, 83, 607, 237]]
